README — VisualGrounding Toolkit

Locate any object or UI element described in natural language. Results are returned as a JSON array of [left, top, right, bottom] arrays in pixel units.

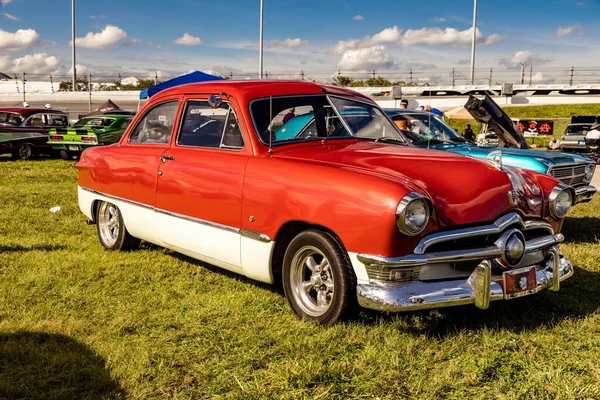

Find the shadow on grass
[[353, 266, 600, 338], [0, 244, 67, 253], [562, 216, 600, 244], [0, 331, 125, 399]]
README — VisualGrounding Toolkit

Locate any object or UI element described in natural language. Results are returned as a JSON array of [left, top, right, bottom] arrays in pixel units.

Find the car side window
[[47, 114, 69, 127], [128, 101, 178, 145], [28, 115, 44, 126], [177, 100, 244, 149]]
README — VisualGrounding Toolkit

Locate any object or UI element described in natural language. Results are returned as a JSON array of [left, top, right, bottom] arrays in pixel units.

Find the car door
[[154, 97, 250, 271]]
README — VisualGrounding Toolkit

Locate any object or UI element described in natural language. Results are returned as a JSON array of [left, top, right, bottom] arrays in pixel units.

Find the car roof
[[154, 80, 374, 105], [0, 107, 67, 116]]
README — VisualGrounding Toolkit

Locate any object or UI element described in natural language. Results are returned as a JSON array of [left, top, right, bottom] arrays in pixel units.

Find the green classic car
[[48, 114, 133, 160]]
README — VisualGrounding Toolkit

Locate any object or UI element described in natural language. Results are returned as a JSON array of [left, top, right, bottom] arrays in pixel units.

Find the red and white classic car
[[76, 81, 574, 324]]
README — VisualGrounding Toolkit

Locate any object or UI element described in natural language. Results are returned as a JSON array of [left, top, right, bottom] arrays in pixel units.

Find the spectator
[[399, 99, 408, 109], [45, 103, 52, 109], [23, 101, 29, 107], [548, 137, 560, 150], [282, 108, 296, 124], [463, 124, 476, 142], [394, 118, 410, 131], [586, 122, 600, 141]]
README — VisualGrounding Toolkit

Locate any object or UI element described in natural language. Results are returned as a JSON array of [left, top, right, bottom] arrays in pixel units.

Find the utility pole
[[520, 62, 525, 85], [88, 74, 92, 112], [72, 0, 77, 92], [154, 71, 158, 85], [470, 0, 478, 84], [259, 0, 264, 79], [22, 72, 26, 103]]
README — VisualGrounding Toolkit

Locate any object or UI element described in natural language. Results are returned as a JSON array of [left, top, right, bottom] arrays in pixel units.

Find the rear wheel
[[96, 201, 140, 251], [16, 144, 33, 160], [60, 150, 70, 160], [282, 229, 356, 325]]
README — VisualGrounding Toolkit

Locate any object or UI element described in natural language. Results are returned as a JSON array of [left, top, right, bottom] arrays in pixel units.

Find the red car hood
[[272, 140, 516, 227]]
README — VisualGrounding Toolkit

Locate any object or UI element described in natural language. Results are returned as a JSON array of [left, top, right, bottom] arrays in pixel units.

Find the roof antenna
[[268, 95, 273, 154]]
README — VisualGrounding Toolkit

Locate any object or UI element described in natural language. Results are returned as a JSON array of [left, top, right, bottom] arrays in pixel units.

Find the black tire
[[16, 144, 33, 160], [60, 150, 70, 160], [95, 201, 141, 251], [282, 229, 356, 325]]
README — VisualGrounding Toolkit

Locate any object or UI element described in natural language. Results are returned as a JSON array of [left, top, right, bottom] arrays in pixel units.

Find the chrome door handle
[[160, 155, 176, 163]]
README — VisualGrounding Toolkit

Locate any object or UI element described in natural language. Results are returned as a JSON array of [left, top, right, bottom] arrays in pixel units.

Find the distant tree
[[364, 76, 392, 87], [58, 79, 89, 92], [348, 80, 365, 87], [392, 81, 407, 86], [332, 75, 354, 87]]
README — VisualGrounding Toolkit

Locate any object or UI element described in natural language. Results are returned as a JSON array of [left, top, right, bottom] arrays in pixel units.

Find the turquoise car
[[272, 103, 596, 205], [384, 103, 596, 204]]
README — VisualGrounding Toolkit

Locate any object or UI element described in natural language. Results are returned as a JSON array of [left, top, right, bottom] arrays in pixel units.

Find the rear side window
[[128, 101, 178, 145], [177, 101, 244, 149]]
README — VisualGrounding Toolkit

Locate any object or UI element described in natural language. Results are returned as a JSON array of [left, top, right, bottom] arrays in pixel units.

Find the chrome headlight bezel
[[396, 193, 431, 236], [584, 163, 596, 184], [549, 184, 573, 219]]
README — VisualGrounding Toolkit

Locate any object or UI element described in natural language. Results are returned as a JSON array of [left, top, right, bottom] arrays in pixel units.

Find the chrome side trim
[[154, 208, 240, 234], [81, 187, 272, 242], [240, 229, 272, 243]]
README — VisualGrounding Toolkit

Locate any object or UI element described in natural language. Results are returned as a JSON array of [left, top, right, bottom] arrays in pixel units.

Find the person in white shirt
[[585, 122, 600, 141]]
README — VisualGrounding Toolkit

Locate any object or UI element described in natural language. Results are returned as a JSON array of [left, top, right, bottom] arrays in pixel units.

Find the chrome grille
[[550, 164, 587, 187]]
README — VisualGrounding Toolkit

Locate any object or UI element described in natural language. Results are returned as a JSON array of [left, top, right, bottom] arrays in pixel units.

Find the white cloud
[[75, 25, 127, 49], [0, 28, 39, 52], [576, 1, 584, 5], [430, 17, 446, 22], [68, 64, 88, 76], [337, 45, 394, 71], [530, 72, 555, 84], [332, 26, 401, 54], [245, 38, 309, 49], [399, 27, 503, 47], [7, 53, 58, 74], [498, 50, 552, 68], [353, 15, 364, 21], [174, 33, 202, 46], [556, 26, 584, 38], [2, 12, 18, 20], [1, 0, 12, 5]]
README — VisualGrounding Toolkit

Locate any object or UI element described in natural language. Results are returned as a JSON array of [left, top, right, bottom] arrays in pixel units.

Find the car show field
[[1, 157, 600, 399]]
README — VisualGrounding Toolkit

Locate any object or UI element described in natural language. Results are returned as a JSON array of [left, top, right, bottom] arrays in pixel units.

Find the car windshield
[[250, 94, 406, 145], [74, 117, 116, 128], [565, 125, 591, 135], [389, 112, 465, 144], [0, 112, 24, 126]]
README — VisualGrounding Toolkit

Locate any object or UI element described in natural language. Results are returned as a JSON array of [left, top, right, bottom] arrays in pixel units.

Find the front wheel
[[96, 201, 140, 251], [282, 229, 356, 325]]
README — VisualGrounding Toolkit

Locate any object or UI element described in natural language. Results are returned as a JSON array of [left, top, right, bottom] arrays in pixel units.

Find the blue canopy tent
[[139, 70, 224, 99]]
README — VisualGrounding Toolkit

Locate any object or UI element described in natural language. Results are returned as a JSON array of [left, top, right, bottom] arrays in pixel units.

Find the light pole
[[470, 0, 478, 85], [259, 0, 264, 79], [72, 0, 77, 91]]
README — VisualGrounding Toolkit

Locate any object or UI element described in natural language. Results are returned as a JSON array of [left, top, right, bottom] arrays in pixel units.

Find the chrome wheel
[[289, 245, 335, 317], [97, 202, 121, 248], [18, 144, 32, 160]]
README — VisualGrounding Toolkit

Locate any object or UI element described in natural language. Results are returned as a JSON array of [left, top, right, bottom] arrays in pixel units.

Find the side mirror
[[208, 94, 223, 109]]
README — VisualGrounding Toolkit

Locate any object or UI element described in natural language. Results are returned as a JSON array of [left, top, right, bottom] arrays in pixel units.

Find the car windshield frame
[[249, 94, 407, 146]]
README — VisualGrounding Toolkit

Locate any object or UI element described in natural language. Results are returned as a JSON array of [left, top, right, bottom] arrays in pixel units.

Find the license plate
[[68, 145, 79, 151], [579, 140, 586, 146], [503, 266, 538, 299]]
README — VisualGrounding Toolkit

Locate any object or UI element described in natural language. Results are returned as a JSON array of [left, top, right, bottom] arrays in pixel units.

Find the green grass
[[447, 103, 600, 146], [2, 158, 600, 399]]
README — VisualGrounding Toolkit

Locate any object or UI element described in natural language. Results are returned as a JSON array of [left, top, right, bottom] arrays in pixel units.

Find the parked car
[[0, 107, 69, 159], [559, 123, 591, 152], [385, 98, 596, 205], [48, 114, 134, 160], [76, 81, 574, 324]]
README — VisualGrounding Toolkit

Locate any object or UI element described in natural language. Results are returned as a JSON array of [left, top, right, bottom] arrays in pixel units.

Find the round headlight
[[549, 184, 573, 218], [584, 163, 595, 184], [396, 193, 431, 236]]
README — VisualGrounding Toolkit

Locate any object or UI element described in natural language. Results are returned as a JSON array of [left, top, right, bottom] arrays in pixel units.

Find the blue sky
[[0, 0, 597, 82]]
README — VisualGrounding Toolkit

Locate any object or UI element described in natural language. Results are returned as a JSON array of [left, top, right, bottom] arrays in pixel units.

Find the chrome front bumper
[[357, 247, 573, 312], [575, 185, 596, 204]]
